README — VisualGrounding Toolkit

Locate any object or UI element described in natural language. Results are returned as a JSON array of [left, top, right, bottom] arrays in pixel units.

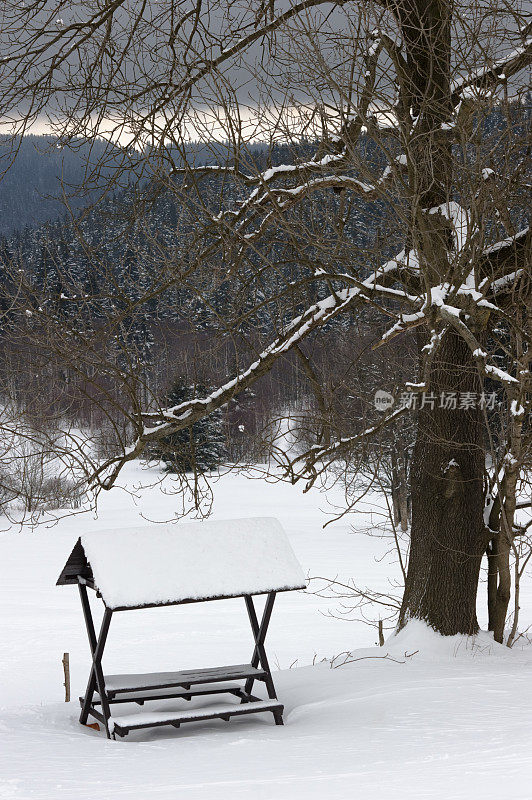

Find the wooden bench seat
[[104, 664, 267, 697], [110, 699, 283, 736]]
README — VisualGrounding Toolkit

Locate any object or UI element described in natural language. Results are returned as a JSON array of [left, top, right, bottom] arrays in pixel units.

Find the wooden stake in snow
[[378, 620, 384, 647], [62, 652, 70, 702]]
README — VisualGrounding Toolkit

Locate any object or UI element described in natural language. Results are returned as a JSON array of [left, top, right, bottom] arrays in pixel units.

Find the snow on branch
[[451, 30, 532, 104], [214, 158, 412, 255], [209, 171, 382, 250], [273, 174, 375, 198], [427, 201, 471, 254], [481, 227, 530, 298], [172, 152, 348, 187], [286, 404, 409, 490], [490, 270, 525, 295], [437, 307, 520, 388], [376, 310, 426, 346], [483, 227, 530, 257], [91, 253, 404, 490]]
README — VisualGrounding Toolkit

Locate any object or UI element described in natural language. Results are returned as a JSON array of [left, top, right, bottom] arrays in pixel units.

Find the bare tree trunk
[[486, 307, 529, 643], [486, 540, 498, 631], [293, 345, 331, 447], [398, 332, 487, 634], [491, 533, 512, 642], [397, 446, 409, 533], [391, 445, 401, 526], [393, 1, 489, 635], [391, 442, 409, 532]]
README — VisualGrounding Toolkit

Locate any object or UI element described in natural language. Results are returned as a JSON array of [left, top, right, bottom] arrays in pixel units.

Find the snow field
[[0, 463, 531, 799]]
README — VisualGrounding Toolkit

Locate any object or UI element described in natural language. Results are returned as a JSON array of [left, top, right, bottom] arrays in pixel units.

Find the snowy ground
[[1, 463, 531, 799]]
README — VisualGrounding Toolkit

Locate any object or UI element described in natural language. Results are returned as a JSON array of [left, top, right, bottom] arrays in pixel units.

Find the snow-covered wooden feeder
[[57, 517, 306, 740]]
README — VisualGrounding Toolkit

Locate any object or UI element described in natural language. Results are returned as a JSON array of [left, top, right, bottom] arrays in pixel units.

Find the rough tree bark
[[398, 332, 487, 633], [395, 0, 488, 634]]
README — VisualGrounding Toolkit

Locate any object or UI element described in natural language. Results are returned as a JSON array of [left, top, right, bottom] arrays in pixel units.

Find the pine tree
[[154, 379, 226, 474]]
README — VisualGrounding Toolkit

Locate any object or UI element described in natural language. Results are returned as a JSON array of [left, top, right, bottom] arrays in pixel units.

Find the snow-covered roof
[[57, 518, 306, 609]]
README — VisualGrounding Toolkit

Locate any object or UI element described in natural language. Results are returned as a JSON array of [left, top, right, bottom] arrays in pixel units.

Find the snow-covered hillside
[[1, 464, 531, 799]]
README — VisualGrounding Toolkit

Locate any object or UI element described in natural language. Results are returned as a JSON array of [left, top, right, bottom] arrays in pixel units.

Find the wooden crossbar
[[243, 593, 283, 725], [78, 583, 114, 738]]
